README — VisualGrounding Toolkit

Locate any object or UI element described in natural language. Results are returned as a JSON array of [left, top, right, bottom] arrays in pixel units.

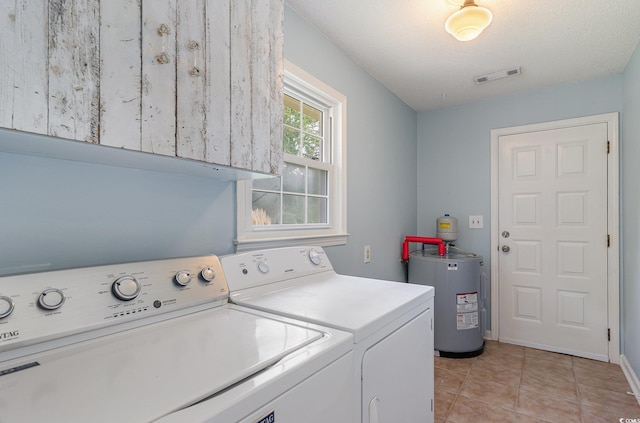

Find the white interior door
[[494, 118, 614, 361]]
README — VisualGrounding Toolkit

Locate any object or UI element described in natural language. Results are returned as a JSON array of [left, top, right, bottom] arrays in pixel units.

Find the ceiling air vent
[[473, 67, 521, 85]]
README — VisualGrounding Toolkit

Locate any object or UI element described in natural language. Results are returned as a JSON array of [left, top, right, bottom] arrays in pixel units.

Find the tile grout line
[[514, 350, 524, 422], [572, 358, 587, 423]]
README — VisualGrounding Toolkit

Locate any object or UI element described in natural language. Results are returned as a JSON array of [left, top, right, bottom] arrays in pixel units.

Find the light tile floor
[[435, 340, 640, 423]]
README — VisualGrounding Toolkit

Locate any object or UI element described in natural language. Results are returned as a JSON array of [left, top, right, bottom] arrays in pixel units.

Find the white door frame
[[490, 112, 620, 364]]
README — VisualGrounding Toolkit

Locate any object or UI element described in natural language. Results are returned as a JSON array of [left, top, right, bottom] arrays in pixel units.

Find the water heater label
[[456, 292, 479, 330]]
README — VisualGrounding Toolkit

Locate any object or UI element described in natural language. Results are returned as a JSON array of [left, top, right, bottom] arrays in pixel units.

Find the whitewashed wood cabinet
[[0, 0, 283, 175]]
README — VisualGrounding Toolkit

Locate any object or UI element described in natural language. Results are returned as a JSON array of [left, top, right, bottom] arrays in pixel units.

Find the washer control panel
[[0, 255, 228, 353], [221, 246, 334, 291]]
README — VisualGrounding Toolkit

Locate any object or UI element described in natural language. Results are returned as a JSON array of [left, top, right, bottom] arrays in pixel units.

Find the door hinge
[[607, 234, 610, 247], [608, 328, 611, 341], [607, 141, 610, 154]]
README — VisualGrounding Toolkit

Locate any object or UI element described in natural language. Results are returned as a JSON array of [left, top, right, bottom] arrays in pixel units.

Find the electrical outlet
[[469, 215, 484, 229], [364, 245, 371, 263]]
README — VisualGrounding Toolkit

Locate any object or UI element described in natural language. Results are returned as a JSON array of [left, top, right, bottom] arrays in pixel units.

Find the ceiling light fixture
[[445, 0, 493, 42]]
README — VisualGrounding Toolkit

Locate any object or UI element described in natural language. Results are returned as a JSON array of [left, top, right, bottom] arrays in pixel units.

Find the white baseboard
[[620, 355, 640, 406]]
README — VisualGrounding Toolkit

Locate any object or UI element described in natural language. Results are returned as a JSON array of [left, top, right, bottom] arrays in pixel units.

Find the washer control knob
[[0, 295, 15, 319], [38, 288, 66, 311], [200, 266, 216, 282], [112, 276, 142, 301], [257, 261, 270, 274], [308, 249, 321, 265], [175, 270, 192, 286]]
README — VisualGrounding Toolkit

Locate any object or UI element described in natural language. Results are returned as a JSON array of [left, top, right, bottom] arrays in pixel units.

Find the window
[[236, 60, 347, 250]]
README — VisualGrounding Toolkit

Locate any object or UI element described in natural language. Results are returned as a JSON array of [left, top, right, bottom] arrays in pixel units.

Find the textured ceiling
[[285, 0, 640, 112]]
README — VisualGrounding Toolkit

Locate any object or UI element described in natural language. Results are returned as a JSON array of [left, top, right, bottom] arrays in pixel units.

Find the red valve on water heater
[[401, 236, 445, 263]]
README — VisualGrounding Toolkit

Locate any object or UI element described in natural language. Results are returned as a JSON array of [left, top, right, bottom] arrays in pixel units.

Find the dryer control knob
[[38, 288, 66, 311], [257, 261, 270, 274], [175, 270, 192, 286], [112, 276, 142, 301], [0, 295, 15, 319], [308, 249, 321, 265], [200, 266, 216, 282]]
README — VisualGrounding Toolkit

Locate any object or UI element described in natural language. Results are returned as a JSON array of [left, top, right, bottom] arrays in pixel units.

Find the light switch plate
[[469, 215, 483, 229]]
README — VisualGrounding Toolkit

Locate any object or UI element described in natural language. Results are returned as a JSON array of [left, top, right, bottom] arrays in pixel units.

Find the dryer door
[[362, 305, 434, 423]]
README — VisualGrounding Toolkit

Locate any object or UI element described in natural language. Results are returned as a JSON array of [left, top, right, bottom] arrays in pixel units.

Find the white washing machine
[[0, 255, 354, 422], [221, 246, 435, 423]]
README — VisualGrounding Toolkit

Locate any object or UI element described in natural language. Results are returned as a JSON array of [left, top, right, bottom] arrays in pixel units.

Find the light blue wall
[[284, 7, 418, 281], [0, 151, 236, 275], [622, 41, 640, 376]]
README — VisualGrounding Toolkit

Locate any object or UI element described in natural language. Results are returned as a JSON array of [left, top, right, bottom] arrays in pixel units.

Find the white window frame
[[235, 60, 348, 251]]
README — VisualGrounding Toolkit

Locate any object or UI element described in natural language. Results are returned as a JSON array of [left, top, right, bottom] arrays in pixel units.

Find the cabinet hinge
[[607, 141, 610, 154], [431, 399, 434, 412], [608, 328, 611, 342], [607, 234, 610, 247]]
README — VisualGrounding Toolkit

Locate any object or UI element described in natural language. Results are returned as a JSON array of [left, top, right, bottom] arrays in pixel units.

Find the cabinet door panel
[[48, 0, 100, 143], [99, 0, 143, 150], [230, 0, 252, 170], [176, 0, 207, 161], [253, 0, 284, 175], [204, 0, 231, 166], [230, 0, 284, 174], [269, 0, 284, 175], [0, 1, 48, 134], [141, 0, 177, 156], [250, 0, 273, 174]]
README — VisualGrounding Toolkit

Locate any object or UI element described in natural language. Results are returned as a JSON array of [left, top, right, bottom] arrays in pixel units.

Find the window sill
[[234, 233, 349, 252]]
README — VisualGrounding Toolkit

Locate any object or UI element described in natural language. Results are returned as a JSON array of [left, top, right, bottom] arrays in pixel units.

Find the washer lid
[[230, 273, 434, 343], [0, 307, 323, 423]]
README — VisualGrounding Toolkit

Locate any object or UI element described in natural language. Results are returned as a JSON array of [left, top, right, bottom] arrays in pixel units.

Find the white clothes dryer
[[221, 246, 435, 423]]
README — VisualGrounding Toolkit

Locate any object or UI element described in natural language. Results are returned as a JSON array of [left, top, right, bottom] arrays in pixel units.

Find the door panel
[[497, 123, 609, 360], [362, 307, 434, 423]]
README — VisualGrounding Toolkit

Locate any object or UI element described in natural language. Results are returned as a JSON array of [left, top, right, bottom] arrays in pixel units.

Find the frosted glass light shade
[[445, 5, 493, 41]]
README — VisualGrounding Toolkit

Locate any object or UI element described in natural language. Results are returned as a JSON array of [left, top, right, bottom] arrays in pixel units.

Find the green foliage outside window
[[284, 94, 322, 160]]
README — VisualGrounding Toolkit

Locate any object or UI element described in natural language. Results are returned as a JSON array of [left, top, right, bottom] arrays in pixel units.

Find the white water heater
[[436, 214, 458, 242]]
